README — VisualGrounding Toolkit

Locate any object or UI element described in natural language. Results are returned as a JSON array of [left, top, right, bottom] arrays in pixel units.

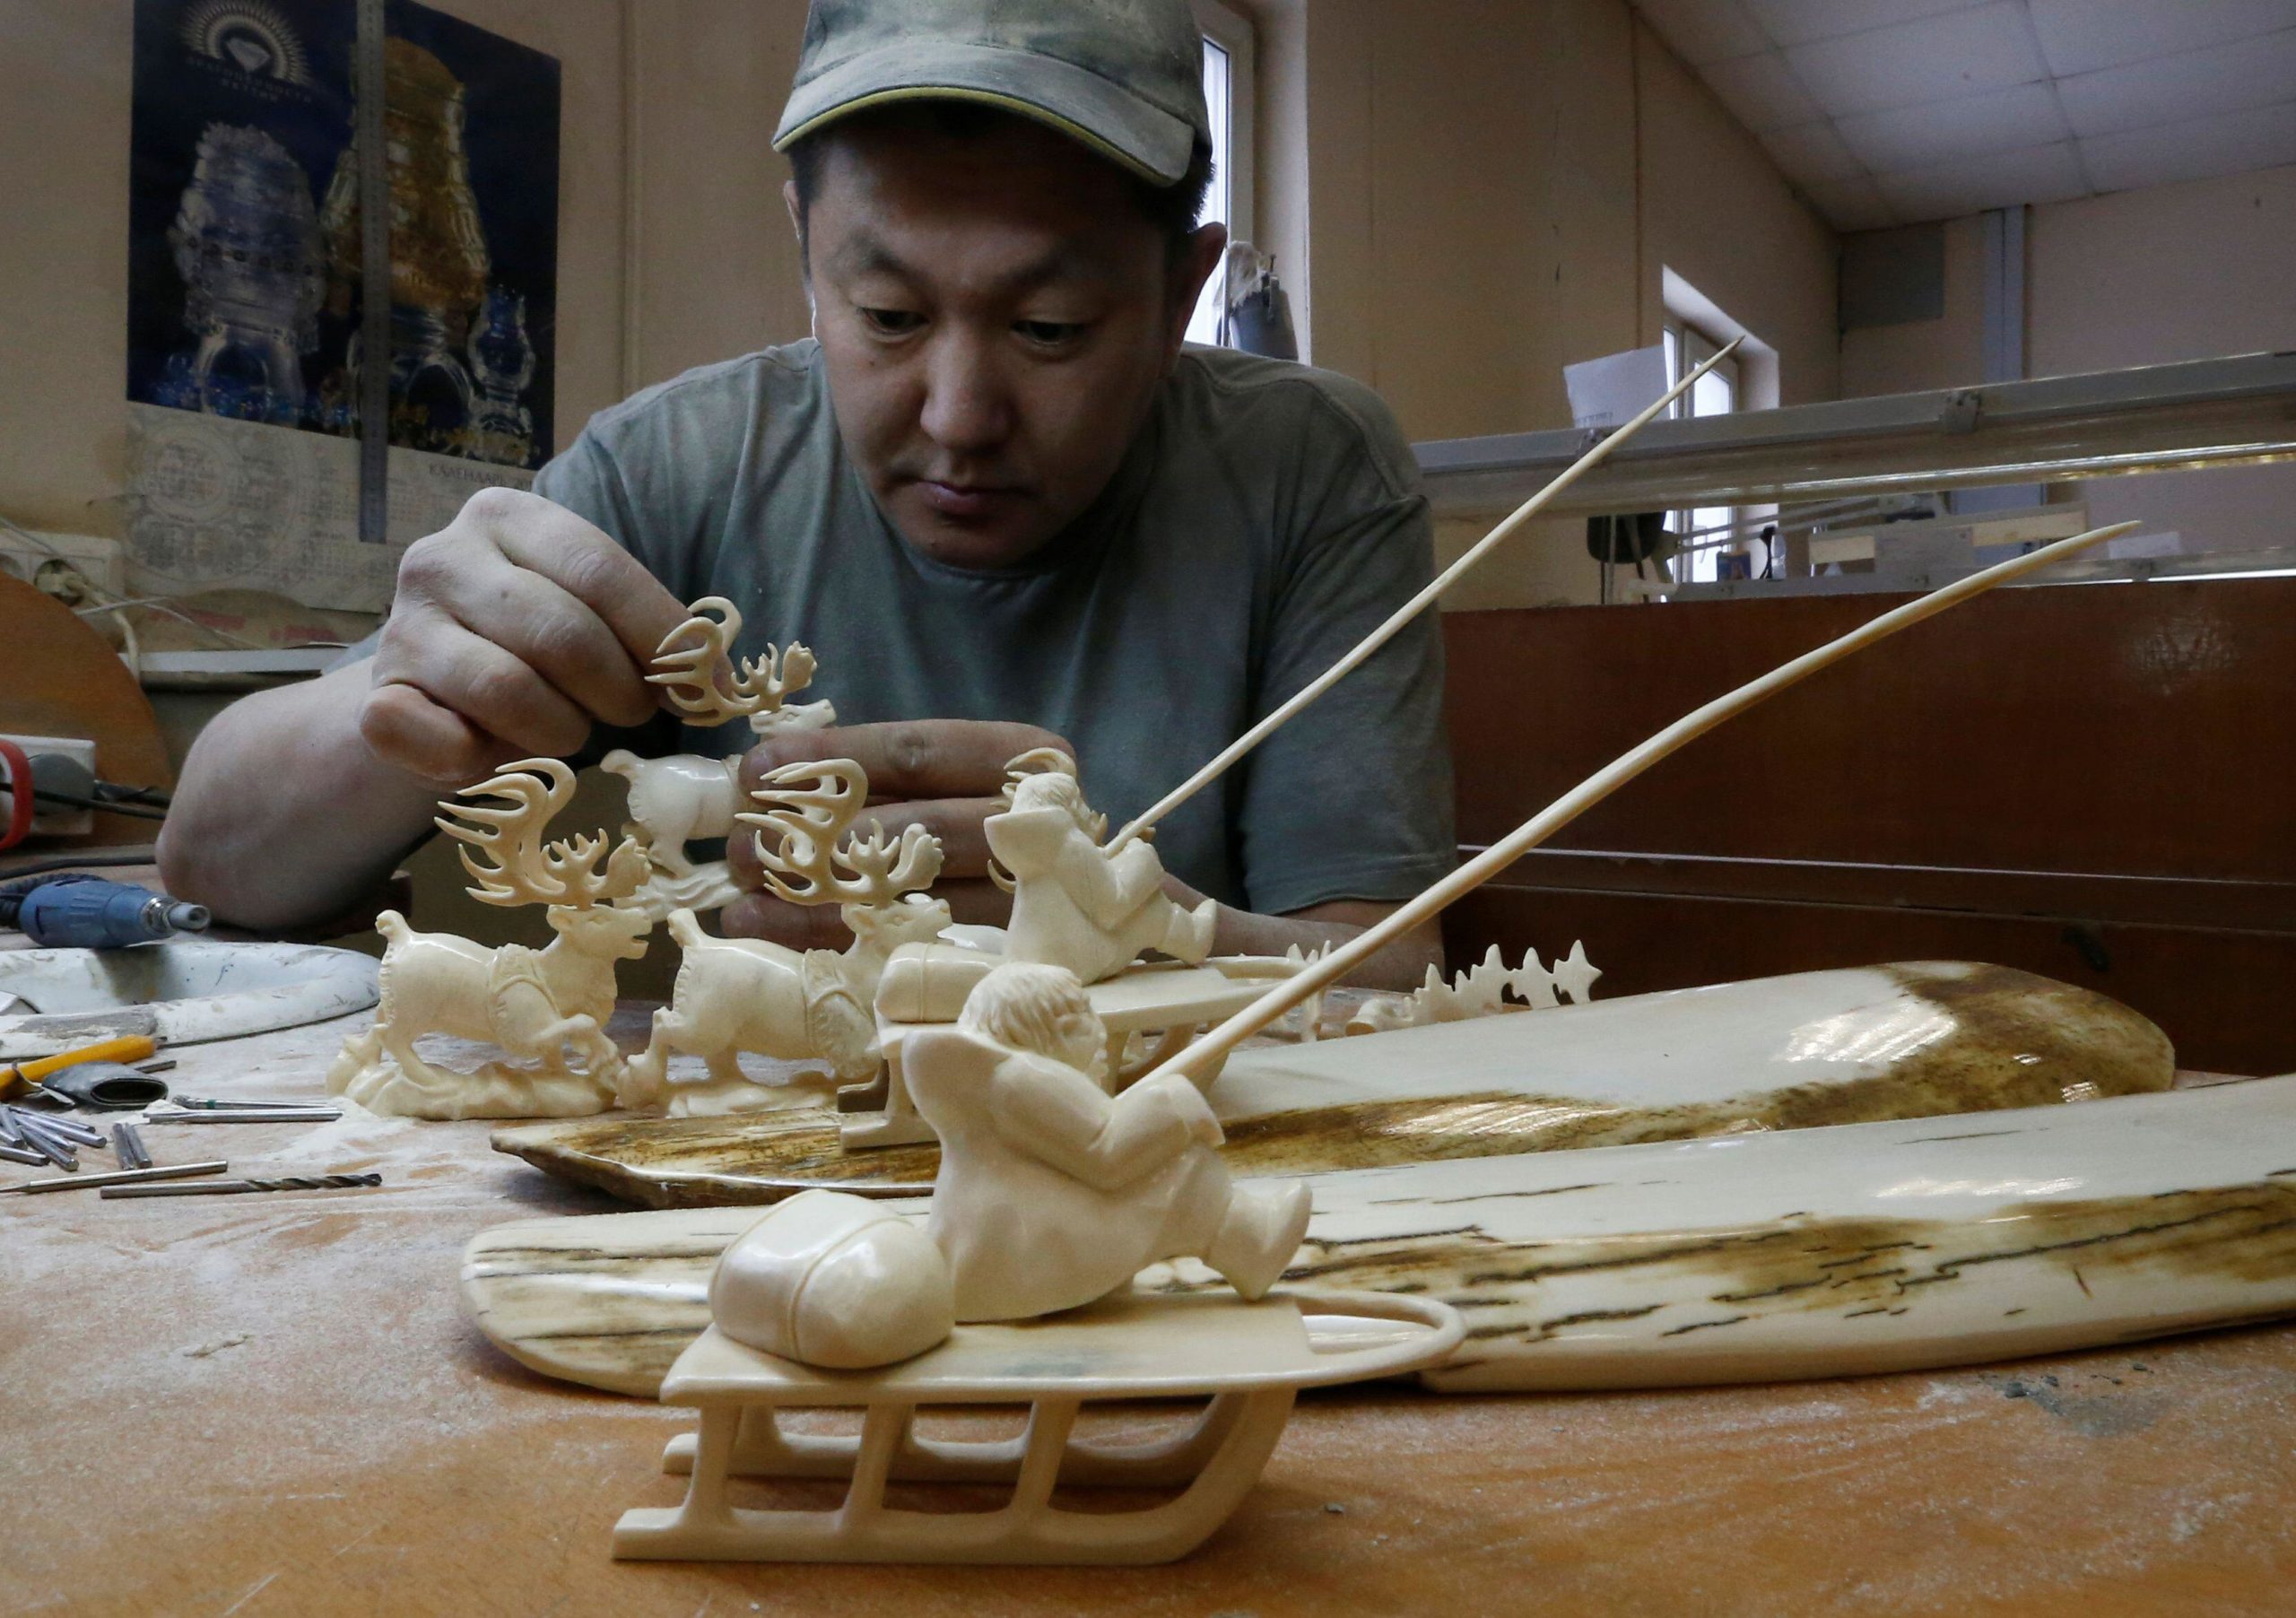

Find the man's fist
[[359, 487, 690, 785], [723, 718, 1071, 947]]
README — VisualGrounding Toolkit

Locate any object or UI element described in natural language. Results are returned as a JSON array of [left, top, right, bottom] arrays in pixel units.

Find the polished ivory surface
[[491, 962, 2173, 1205], [462, 1075, 2296, 1399]]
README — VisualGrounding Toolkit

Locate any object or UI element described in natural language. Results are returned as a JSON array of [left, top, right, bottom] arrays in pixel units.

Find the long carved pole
[[1143, 518, 2143, 1088], [1109, 336, 1744, 852]]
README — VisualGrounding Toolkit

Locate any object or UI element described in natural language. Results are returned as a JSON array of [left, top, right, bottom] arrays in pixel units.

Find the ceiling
[[1631, 0, 2296, 231]]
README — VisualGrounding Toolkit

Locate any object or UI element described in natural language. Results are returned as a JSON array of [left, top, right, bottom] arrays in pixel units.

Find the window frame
[[1194, 0, 1257, 246], [1664, 316, 1752, 585], [1186, 0, 1257, 347]]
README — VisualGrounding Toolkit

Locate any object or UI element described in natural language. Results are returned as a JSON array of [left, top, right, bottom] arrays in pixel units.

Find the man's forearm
[[158, 663, 445, 930]]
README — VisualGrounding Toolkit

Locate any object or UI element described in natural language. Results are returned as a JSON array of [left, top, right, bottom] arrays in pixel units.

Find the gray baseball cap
[[772, 0, 1211, 187]]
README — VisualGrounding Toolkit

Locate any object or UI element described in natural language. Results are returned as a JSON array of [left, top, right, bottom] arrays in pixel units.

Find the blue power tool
[[0, 874, 211, 949]]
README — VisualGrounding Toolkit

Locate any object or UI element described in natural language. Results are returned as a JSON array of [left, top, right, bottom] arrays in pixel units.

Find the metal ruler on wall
[[356, 0, 389, 543]]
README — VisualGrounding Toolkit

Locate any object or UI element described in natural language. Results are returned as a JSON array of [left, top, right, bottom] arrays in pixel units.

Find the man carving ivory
[[161, 0, 1454, 987]]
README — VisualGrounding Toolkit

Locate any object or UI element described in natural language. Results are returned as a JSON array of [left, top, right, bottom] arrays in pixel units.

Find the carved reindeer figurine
[[601, 596, 832, 916], [621, 760, 951, 1116], [326, 759, 657, 1120]]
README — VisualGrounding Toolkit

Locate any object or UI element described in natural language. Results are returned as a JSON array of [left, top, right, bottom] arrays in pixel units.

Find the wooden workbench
[[4, 1007, 2292, 1616]]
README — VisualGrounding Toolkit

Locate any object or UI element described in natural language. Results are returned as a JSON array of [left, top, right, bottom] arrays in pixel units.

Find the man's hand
[[359, 488, 691, 785], [724, 719, 1068, 947]]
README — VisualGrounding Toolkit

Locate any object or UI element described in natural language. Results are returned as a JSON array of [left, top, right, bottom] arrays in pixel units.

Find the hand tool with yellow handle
[[0, 1036, 161, 1100]]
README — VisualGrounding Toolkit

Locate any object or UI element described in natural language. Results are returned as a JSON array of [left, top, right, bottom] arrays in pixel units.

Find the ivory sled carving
[[464, 1072, 2296, 1401], [613, 961, 1414, 1566]]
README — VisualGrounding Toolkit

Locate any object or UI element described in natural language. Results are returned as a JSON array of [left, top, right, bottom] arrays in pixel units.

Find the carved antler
[[988, 747, 1101, 893], [736, 759, 944, 908], [646, 596, 817, 726], [436, 757, 650, 909]]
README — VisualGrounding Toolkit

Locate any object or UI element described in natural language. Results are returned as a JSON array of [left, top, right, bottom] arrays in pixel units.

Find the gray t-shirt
[[538, 339, 1453, 915]]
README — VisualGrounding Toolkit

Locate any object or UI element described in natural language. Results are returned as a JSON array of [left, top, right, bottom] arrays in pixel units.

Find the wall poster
[[125, 0, 561, 610]]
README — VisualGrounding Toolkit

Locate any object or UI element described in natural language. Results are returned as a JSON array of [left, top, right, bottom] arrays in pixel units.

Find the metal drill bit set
[[1, 1095, 377, 1199]]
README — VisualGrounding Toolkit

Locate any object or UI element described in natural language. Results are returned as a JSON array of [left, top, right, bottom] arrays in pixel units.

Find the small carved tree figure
[[622, 760, 951, 1116], [327, 759, 657, 1119], [601, 596, 833, 902]]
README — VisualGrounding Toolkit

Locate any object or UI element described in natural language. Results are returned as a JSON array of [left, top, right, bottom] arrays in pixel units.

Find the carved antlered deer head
[[647, 596, 817, 729], [437, 757, 652, 912], [736, 759, 944, 914]]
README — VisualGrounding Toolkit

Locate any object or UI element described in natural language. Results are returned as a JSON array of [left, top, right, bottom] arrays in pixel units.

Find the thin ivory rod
[[1144, 518, 2143, 1088], [1109, 336, 1746, 852]]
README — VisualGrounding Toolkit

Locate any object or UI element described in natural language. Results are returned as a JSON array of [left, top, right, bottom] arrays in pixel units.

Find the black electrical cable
[[96, 781, 172, 808], [30, 790, 168, 822], [0, 849, 159, 881]]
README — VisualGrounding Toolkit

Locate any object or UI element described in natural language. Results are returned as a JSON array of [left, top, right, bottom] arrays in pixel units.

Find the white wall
[[1242, 0, 1839, 607], [1839, 162, 2296, 559]]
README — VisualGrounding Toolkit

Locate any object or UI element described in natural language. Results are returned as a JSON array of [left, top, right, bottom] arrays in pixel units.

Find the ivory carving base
[[463, 1074, 2296, 1400], [493, 962, 2172, 1201]]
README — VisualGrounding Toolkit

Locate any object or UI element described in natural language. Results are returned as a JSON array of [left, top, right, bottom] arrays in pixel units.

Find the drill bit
[[4, 1161, 228, 1195], [102, 1172, 382, 1199], [112, 1121, 152, 1170], [165, 1095, 331, 1110]]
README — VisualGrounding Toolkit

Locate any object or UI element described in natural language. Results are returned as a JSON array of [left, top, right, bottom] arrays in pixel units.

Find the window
[[1662, 318, 1747, 585], [1185, 1, 1257, 347]]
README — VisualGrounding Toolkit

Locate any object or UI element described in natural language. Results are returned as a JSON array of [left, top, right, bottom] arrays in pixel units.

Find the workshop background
[[8, 4, 2296, 1612]]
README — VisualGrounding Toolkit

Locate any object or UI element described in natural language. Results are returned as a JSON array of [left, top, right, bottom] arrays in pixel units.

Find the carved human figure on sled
[[987, 764, 1216, 986], [905, 961, 1311, 1323]]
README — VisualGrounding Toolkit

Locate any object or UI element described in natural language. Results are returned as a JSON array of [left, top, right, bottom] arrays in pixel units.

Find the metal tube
[[167, 1096, 335, 1111], [20, 1111, 105, 1147], [143, 1109, 343, 1125], [112, 1121, 152, 1171], [6, 1113, 79, 1170], [4, 1161, 228, 1195]]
